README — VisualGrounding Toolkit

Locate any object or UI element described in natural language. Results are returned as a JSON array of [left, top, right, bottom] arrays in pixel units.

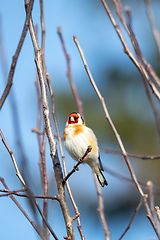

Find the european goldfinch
[[63, 112, 108, 187]]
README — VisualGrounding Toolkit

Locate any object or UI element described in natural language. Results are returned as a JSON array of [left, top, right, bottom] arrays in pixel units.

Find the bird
[[63, 112, 108, 187]]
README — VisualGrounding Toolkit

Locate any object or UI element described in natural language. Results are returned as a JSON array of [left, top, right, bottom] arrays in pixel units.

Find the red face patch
[[68, 113, 79, 124]]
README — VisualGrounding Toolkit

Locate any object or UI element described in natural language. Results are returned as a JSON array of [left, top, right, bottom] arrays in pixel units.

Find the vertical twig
[[144, 0, 160, 59], [147, 181, 159, 231], [93, 174, 110, 240], [40, 130, 48, 239], [57, 26, 83, 117], [46, 73, 85, 239], [155, 206, 160, 223], [39, 0, 46, 76], [34, 25, 42, 152], [39, 1, 49, 238], [35, 49, 49, 229]]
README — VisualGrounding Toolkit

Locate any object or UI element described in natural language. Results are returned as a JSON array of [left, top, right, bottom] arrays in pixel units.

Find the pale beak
[[70, 116, 75, 122]]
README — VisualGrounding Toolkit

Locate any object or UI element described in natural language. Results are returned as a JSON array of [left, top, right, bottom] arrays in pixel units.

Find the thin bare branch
[[0, 0, 34, 109], [35, 36, 48, 238], [62, 145, 92, 184], [33, 132, 160, 161], [104, 166, 160, 195], [145, 0, 160, 58], [0, 189, 58, 200], [24, 0, 75, 237], [35, 68, 49, 240], [35, 74, 42, 148], [32, 128, 43, 135], [74, 34, 142, 191], [0, 129, 26, 186], [155, 206, 160, 223], [0, 129, 59, 239], [46, 73, 85, 240], [93, 174, 110, 240], [0, 11, 31, 182], [39, 0, 46, 75], [119, 199, 143, 240], [58, 26, 83, 117], [110, 1, 160, 140], [73, 34, 160, 238], [143, 58, 160, 88], [102, 0, 160, 102], [0, 178, 45, 240], [40, 129, 49, 239], [147, 181, 159, 231], [123, 6, 160, 140], [100, 147, 160, 160]]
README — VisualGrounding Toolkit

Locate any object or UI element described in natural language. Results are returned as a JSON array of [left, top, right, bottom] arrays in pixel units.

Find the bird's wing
[[98, 154, 104, 171]]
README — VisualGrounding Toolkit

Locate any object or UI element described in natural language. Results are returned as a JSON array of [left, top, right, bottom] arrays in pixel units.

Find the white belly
[[64, 132, 91, 161]]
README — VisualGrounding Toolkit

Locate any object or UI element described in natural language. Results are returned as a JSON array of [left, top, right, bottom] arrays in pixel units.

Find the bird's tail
[[96, 169, 108, 187]]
